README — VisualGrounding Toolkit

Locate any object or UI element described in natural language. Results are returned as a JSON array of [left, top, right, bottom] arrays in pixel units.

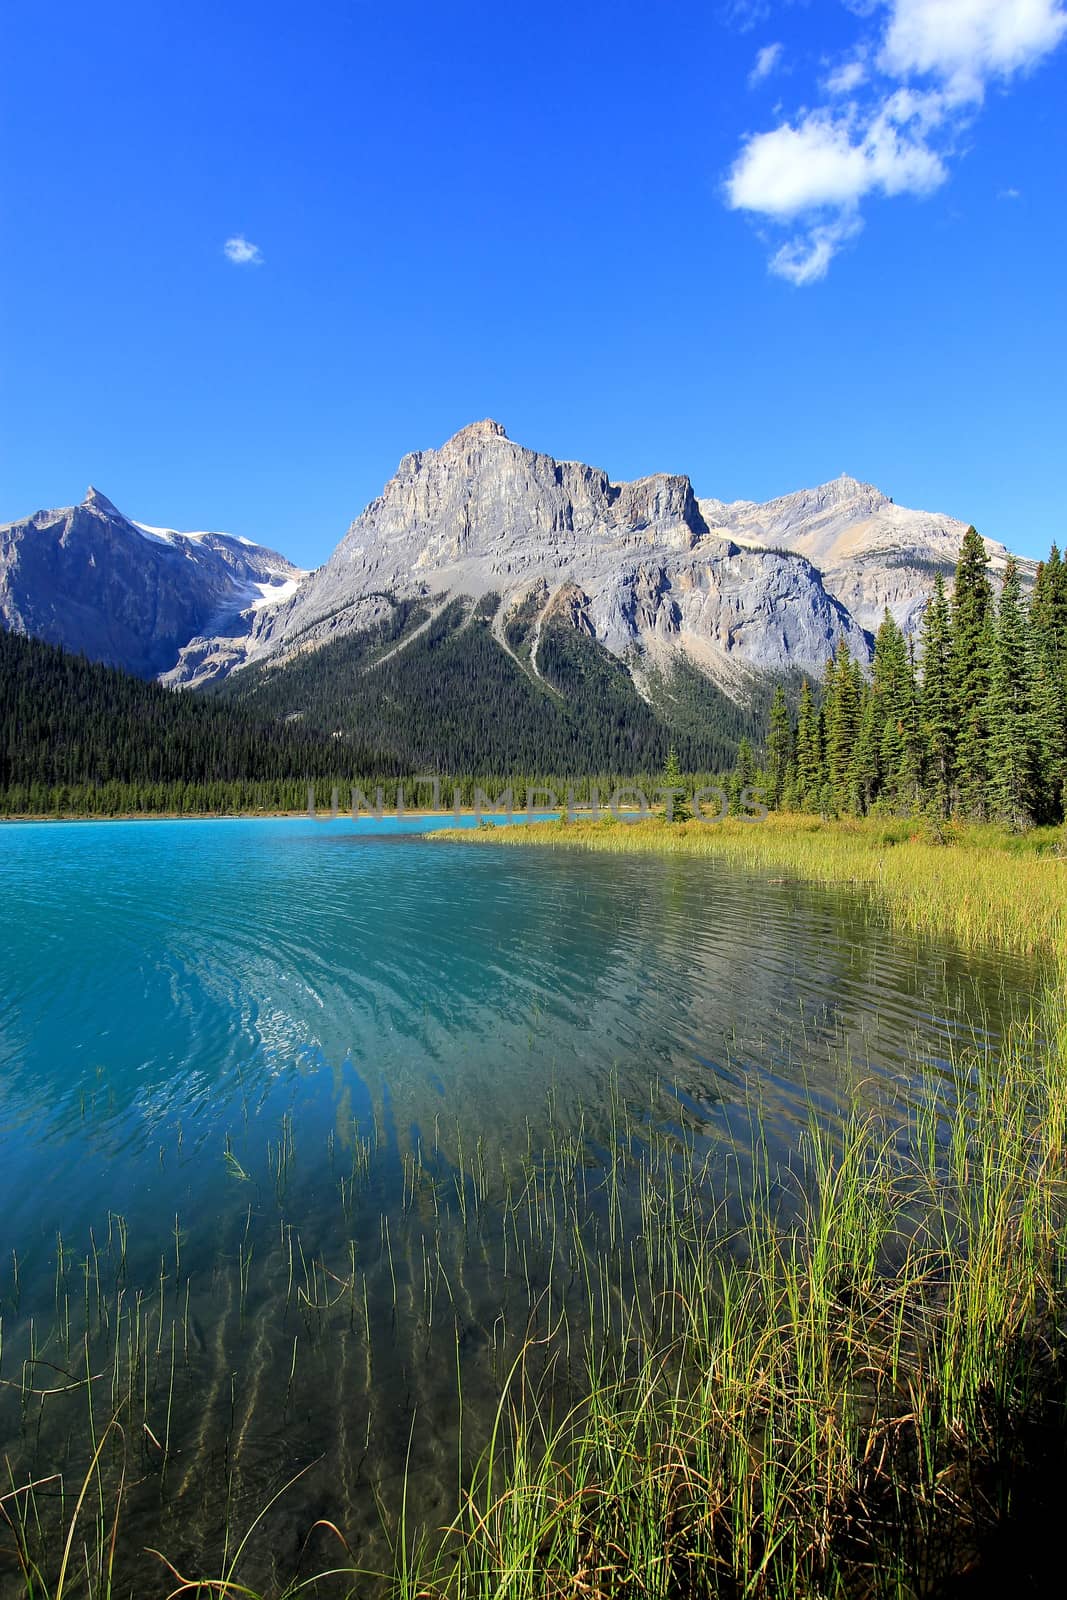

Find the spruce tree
[[729, 737, 757, 815], [851, 683, 880, 814], [988, 556, 1039, 829], [949, 526, 994, 817], [765, 684, 793, 811], [824, 639, 862, 815], [870, 611, 923, 811], [794, 681, 822, 811], [659, 744, 689, 822], [919, 572, 954, 817]]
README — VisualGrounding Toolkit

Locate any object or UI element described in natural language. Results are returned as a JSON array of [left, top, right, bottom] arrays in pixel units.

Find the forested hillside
[[4, 530, 1065, 826], [0, 631, 369, 813], [219, 594, 767, 773], [747, 532, 1067, 827], [0, 601, 765, 814]]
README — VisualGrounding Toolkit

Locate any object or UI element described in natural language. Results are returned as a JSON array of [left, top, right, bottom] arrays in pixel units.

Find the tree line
[[3, 529, 1065, 826], [738, 528, 1067, 828]]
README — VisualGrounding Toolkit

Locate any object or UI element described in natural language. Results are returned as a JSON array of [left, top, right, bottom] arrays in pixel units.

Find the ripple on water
[[0, 816, 1046, 1590]]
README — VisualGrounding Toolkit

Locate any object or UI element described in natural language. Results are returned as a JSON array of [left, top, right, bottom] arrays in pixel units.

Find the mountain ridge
[[0, 424, 1033, 696]]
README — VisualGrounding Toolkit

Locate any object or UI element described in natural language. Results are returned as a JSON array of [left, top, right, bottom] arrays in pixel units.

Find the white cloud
[[825, 58, 869, 92], [725, 0, 1067, 282], [749, 41, 784, 85], [998, 185, 1021, 198], [727, 101, 946, 217], [880, 0, 1067, 100], [721, 0, 772, 33], [771, 216, 865, 283], [223, 235, 263, 265]]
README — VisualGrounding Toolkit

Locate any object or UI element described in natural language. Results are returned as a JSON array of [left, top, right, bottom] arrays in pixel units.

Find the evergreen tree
[[659, 744, 689, 822], [988, 556, 1039, 829], [870, 611, 923, 811], [949, 526, 994, 817], [794, 681, 822, 811], [765, 685, 793, 811], [919, 572, 954, 817], [851, 683, 881, 814], [729, 737, 757, 815], [823, 639, 862, 815], [1030, 544, 1067, 819]]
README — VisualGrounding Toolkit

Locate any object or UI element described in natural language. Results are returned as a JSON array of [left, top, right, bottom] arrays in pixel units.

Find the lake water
[[0, 818, 1040, 1593]]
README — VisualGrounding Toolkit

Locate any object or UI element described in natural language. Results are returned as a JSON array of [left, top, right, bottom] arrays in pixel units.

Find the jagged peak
[[442, 419, 508, 449], [818, 473, 886, 500], [82, 486, 123, 516]]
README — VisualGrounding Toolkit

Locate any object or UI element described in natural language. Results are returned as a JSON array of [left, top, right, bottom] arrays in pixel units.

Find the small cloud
[[726, 102, 946, 220], [998, 186, 1021, 200], [749, 41, 784, 86], [720, 0, 771, 34], [825, 58, 868, 94], [771, 216, 865, 285], [223, 235, 263, 266]]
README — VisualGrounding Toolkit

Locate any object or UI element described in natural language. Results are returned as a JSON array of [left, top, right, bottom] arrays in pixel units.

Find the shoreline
[[436, 813, 1067, 959], [0, 807, 528, 824]]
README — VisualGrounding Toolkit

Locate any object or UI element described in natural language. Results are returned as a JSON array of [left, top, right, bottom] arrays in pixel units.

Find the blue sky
[[2, 0, 1065, 564]]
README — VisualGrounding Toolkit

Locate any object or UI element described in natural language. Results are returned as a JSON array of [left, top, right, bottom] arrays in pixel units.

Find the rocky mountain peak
[[443, 419, 509, 449], [82, 486, 123, 517]]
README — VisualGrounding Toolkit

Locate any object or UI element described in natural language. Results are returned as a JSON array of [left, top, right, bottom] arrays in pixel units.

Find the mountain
[[0, 488, 305, 680], [246, 420, 871, 694], [697, 476, 1033, 638], [1, 426, 1033, 748]]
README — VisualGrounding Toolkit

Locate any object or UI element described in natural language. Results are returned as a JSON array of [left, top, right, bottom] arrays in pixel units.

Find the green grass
[[441, 812, 1067, 959], [2, 819, 1065, 1597]]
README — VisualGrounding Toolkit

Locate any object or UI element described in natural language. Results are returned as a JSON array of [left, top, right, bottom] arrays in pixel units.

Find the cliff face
[[698, 475, 1033, 638], [253, 421, 870, 684], [1, 424, 1032, 699], [0, 489, 303, 680]]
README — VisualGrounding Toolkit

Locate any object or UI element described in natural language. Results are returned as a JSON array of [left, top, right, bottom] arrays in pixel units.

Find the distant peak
[[83, 486, 122, 515], [443, 419, 508, 448], [814, 473, 888, 504]]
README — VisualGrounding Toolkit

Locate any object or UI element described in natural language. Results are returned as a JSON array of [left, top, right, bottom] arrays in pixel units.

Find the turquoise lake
[[0, 818, 1039, 1592]]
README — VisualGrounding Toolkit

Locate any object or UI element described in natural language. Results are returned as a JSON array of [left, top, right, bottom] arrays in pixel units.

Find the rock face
[[254, 421, 870, 684], [1, 424, 1033, 698], [0, 489, 305, 680], [698, 475, 1032, 638]]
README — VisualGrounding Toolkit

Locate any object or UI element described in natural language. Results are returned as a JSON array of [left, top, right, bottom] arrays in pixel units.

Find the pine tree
[[1030, 544, 1067, 820], [919, 572, 954, 818], [659, 744, 689, 822], [794, 681, 822, 811], [851, 683, 880, 814], [949, 526, 994, 817], [729, 737, 757, 815], [823, 639, 862, 815], [869, 611, 923, 812], [988, 556, 1039, 829], [765, 685, 793, 811]]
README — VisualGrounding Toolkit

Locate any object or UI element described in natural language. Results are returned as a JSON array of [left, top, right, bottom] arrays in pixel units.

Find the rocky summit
[[0, 490, 304, 680], [0, 423, 1031, 695], [245, 420, 1024, 693]]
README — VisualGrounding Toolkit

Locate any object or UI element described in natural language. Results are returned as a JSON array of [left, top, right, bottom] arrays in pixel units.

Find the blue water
[[0, 817, 1037, 1589]]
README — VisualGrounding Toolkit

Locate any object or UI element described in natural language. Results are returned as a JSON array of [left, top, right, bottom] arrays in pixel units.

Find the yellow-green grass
[[4, 818, 1065, 1598], [439, 813, 1067, 961]]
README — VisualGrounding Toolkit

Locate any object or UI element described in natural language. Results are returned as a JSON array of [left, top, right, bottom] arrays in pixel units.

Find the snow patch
[[250, 578, 300, 610]]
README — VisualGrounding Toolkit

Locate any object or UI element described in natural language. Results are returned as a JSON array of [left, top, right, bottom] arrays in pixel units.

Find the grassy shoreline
[[436, 813, 1067, 960], [3, 816, 1065, 1597]]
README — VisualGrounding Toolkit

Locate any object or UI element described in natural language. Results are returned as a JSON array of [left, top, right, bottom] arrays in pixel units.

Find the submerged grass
[[441, 814, 1067, 959], [2, 820, 1065, 1597], [397, 983, 1067, 1600]]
